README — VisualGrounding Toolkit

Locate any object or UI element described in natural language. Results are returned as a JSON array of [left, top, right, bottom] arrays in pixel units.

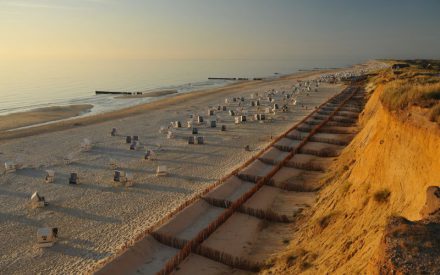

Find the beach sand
[[0, 105, 93, 132], [0, 70, 345, 274]]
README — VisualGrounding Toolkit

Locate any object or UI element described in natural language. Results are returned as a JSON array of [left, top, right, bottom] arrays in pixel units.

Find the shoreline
[[0, 104, 93, 132], [0, 69, 338, 142]]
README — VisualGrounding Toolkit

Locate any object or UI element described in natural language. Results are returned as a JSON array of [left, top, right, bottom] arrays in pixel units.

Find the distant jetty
[[95, 91, 142, 95], [208, 77, 264, 81], [208, 77, 237, 80]]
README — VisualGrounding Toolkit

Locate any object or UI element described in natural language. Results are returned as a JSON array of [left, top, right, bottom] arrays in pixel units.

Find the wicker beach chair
[[45, 170, 55, 183], [36, 227, 58, 248], [69, 173, 78, 184], [156, 165, 168, 177]]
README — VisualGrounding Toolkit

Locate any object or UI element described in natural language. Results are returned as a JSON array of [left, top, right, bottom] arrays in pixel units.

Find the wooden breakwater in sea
[[208, 77, 264, 81], [95, 91, 143, 95]]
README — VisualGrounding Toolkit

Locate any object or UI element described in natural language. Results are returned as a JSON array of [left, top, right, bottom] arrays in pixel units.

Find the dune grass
[[381, 81, 440, 110], [379, 68, 440, 124]]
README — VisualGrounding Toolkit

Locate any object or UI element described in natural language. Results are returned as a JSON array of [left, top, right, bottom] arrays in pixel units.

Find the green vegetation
[[377, 60, 440, 125], [381, 81, 440, 110]]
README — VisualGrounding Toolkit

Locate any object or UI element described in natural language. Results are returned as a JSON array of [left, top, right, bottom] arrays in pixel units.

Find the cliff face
[[265, 84, 440, 274]]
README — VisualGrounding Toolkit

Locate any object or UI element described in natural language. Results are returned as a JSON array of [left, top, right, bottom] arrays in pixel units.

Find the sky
[[0, 0, 439, 60]]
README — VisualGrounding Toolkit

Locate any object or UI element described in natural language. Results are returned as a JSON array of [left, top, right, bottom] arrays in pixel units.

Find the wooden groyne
[[208, 77, 264, 81], [95, 91, 143, 95], [208, 77, 237, 80]]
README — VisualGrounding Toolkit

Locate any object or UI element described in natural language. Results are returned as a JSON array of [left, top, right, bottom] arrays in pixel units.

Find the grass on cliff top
[[378, 63, 440, 124], [381, 81, 440, 109]]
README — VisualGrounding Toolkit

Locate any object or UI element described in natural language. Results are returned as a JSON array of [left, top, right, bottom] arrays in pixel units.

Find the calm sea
[[0, 57, 363, 116]]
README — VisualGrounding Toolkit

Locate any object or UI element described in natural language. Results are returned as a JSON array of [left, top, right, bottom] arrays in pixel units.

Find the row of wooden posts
[[154, 87, 359, 274]]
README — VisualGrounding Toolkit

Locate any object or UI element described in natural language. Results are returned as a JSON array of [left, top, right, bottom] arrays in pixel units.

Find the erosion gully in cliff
[[96, 84, 367, 275]]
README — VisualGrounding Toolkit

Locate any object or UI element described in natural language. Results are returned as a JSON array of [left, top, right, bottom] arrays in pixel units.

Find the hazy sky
[[1, 0, 439, 60]]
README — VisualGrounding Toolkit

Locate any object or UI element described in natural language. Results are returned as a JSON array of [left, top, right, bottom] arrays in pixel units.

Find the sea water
[[0, 57, 363, 116]]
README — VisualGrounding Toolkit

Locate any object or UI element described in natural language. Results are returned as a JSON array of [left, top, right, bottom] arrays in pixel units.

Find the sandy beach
[[0, 69, 348, 274], [0, 105, 93, 132]]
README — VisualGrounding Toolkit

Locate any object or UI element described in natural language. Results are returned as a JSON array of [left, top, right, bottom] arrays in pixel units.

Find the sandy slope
[[0, 71, 344, 274], [264, 82, 440, 274]]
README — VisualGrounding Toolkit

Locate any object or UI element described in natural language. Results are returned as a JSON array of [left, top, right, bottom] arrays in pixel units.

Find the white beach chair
[[187, 120, 193, 128], [30, 192, 48, 209], [45, 170, 55, 183], [208, 109, 215, 116], [156, 165, 168, 177], [36, 227, 58, 248], [63, 153, 75, 165], [4, 161, 16, 174], [197, 116, 204, 123], [80, 138, 92, 152], [167, 131, 174, 139]]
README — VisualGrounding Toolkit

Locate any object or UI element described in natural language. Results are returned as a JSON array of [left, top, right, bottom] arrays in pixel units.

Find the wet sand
[[0, 104, 93, 132]]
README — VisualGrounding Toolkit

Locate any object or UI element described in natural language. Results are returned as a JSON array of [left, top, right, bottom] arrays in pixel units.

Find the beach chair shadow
[[49, 205, 120, 224], [132, 182, 190, 194], [51, 241, 111, 260]]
